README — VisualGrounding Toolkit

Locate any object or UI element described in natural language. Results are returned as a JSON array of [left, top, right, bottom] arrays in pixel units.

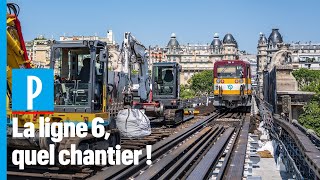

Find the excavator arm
[[7, 3, 33, 105], [121, 32, 151, 105], [6, 3, 35, 128]]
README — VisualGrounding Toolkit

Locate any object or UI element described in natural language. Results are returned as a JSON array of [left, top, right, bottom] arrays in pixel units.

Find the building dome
[[268, 29, 283, 46], [258, 32, 268, 44], [210, 33, 222, 47], [223, 33, 238, 47], [167, 33, 180, 48]]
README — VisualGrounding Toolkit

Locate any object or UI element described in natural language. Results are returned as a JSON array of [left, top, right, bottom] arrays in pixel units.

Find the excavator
[[118, 32, 184, 126], [49, 40, 121, 153], [115, 32, 152, 138], [145, 62, 185, 125], [7, 3, 120, 161], [120, 32, 151, 106], [6, 3, 38, 149]]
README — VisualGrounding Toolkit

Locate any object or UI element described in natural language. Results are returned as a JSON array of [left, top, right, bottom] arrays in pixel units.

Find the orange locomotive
[[213, 60, 252, 112]]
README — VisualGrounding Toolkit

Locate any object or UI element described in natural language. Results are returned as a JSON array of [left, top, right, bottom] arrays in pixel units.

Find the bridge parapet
[[273, 115, 320, 179], [275, 65, 298, 92], [263, 65, 315, 120], [257, 96, 320, 179], [277, 91, 315, 121]]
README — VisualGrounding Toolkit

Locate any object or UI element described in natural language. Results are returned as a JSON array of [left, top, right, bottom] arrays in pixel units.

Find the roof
[[167, 33, 180, 48], [223, 33, 238, 47], [211, 33, 222, 47], [268, 29, 283, 45], [258, 33, 268, 44]]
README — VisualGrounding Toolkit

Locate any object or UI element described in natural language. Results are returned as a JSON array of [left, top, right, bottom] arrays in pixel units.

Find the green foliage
[[188, 70, 213, 95], [131, 69, 139, 75], [293, 68, 320, 90], [293, 68, 320, 100], [180, 84, 195, 99], [293, 68, 320, 135], [298, 101, 320, 136]]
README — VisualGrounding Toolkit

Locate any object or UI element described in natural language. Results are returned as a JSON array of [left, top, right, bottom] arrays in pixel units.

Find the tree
[[298, 101, 320, 136], [188, 70, 213, 95], [131, 69, 139, 75], [292, 68, 320, 88], [293, 68, 320, 135], [293, 68, 320, 100], [180, 84, 196, 99]]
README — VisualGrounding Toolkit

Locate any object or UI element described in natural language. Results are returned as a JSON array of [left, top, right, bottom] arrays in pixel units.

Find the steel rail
[[134, 126, 214, 180], [88, 111, 227, 180], [224, 114, 250, 180], [162, 126, 224, 179], [140, 126, 224, 179], [215, 127, 241, 179], [187, 127, 235, 180]]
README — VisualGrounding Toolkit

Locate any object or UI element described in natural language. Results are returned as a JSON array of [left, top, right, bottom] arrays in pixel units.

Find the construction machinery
[[145, 62, 184, 125], [117, 33, 184, 126], [119, 32, 151, 106], [7, 3, 120, 156], [114, 32, 152, 138], [49, 40, 121, 152], [6, 3, 39, 148]]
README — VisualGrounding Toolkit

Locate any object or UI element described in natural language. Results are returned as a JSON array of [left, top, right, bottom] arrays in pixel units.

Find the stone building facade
[[25, 35, 52, 68], [59, 30, 119, 70], [222, 33, 238, 60], [25, 30, 120, 70], [257, 28, 320, 97], [240, 53, 257, 87], [290, 42, 320, 70], [149, 33, 239, 84]]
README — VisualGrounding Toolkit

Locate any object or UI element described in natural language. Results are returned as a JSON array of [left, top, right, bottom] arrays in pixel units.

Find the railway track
[[7, 101, 214, 179], [6, 113, 210, 179], [89, 111, 250, 180], [7, 110, 250, 180]]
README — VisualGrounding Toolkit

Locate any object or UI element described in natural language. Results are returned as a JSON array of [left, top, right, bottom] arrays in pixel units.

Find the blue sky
[[10, 0, 320, 54]]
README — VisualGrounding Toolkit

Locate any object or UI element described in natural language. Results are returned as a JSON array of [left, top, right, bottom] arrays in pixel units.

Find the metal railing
[[256, 96, 304, 179]]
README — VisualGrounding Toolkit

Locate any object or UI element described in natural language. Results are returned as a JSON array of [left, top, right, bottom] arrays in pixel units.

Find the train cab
[[213, 60, 252, 111]]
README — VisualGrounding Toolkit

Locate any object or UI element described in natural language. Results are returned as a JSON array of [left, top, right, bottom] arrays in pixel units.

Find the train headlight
[[239, 79, 244, 83], [235, 80, 238, 83], [221, 79, 224, 83], [216, 79, 220, 83]]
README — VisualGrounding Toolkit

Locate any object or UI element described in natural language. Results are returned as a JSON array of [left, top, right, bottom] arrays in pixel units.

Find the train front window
[[153, 66, 174, 96], [217, 65, 243, 78]]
